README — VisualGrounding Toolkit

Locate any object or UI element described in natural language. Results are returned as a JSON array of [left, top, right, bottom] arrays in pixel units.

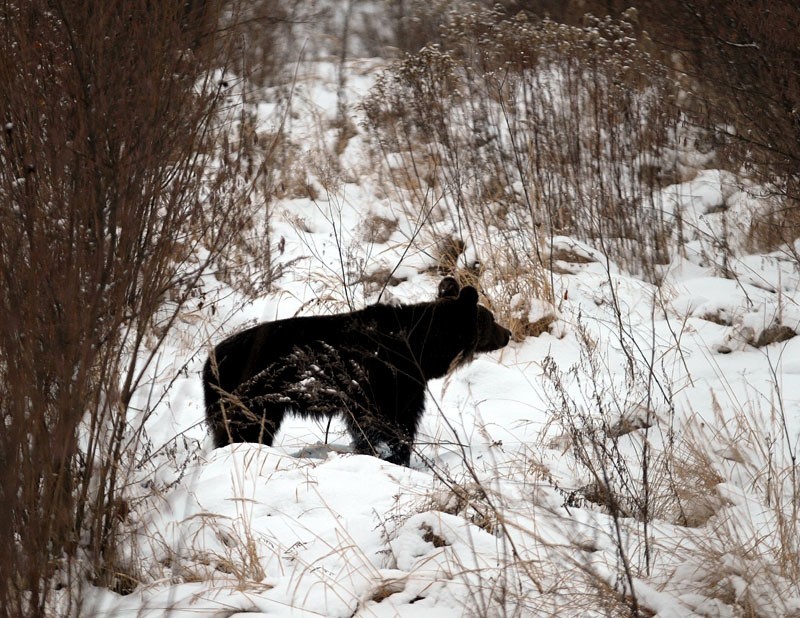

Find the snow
[[82, 15, 800, 618]]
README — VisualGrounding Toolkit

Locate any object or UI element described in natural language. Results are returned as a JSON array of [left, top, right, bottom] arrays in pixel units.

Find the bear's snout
[[498, 325, 511, 347]]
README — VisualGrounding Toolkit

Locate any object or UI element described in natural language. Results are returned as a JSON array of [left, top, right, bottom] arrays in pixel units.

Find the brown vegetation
[[0, 1, 266, 614]]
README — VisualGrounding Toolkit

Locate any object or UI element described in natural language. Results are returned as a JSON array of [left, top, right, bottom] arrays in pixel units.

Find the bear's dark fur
[[202, 277, 511, 466]]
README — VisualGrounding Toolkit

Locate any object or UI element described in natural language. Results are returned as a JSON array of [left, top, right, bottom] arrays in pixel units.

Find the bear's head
[[437, 277, 511, 354], [384, 276, 510, 381]]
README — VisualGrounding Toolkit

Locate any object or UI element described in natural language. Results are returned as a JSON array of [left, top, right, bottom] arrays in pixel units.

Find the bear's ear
[[458, 286, 479, 305], [438, 276, 460, 299]]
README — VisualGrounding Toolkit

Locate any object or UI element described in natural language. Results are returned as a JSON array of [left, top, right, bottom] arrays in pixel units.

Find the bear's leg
[[344, 409, 385, 459], [384, 391, 426, 466], [385, 406, 425, 466], [344, 399, 424, 467], [212, 400, 286, 447], [384, 429, 412, 467], [343, 409, 407, 463]]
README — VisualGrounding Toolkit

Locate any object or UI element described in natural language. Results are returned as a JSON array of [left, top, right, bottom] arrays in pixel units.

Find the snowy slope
[[86, 38, 800, 618]]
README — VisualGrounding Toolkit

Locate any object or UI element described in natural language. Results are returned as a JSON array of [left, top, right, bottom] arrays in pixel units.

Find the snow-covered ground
[[86, 21, 800, 618]]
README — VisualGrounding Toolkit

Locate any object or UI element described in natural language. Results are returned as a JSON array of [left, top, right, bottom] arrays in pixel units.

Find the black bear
[[202, 277, 511, 466]]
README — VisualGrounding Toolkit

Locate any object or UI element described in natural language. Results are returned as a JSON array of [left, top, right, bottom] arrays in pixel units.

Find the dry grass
[[363, 7, 678, 292]]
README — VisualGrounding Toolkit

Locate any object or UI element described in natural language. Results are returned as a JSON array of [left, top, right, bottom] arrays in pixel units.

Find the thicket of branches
[[504, 0, 800, 243], [364, 4, 677, 337], [638, 0, 800, 245], [0, 1, 266, 615]]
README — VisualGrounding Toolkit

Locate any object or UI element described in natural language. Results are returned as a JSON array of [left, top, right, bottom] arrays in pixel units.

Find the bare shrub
[[747, 199, 800, 254], [363, 6, 678, 292], [0, 1, 270, 614], [225, 0, 313, 87], [646, 3, 800, 183], [385, 0, 455, 54]]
